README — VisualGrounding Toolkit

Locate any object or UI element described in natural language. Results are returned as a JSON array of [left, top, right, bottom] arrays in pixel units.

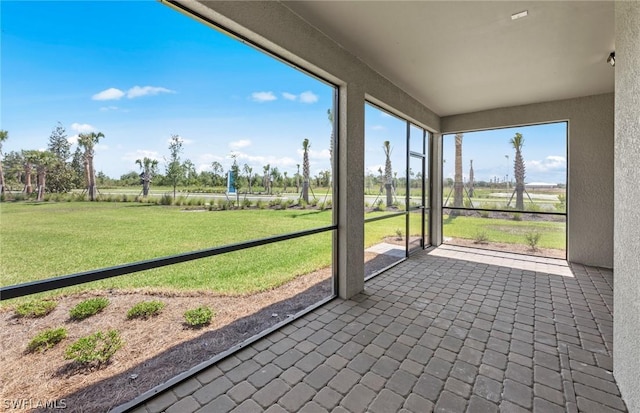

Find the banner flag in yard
[[227, 171, 236, 194]]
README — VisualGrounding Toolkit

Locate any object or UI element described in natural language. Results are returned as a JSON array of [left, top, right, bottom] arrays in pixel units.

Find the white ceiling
[[282, 1, 615, 117]]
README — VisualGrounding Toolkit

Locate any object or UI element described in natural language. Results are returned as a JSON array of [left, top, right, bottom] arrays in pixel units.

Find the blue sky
[[2, 1, 335, 178], [2, 1, 566, 184]]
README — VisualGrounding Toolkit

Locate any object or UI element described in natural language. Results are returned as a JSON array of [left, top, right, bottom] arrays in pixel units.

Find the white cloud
[[366, 164, 385, 175], [526, 155, 566, 173], [282, 92, 297, 101], [229, 139, 252, 150], [371, 125, 386, 131], [297, 148, 331, 160], [92, 86, 174, 101], [251, 91, 277, 102], [299, 91, 318, 104], [127, 86, 175, 99], [92, 88, 125, 101], [71, 122, 96, 133], [196, 153, 226, 173], [165, 135, 194, 145], [121, 150, 161, 163], [67, 122, 96, 144], [99, 106, 119, 111], [232, 151, 297, 169]]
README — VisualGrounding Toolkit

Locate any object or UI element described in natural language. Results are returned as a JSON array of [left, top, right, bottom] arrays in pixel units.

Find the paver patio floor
[[133, 245, 626, 413]]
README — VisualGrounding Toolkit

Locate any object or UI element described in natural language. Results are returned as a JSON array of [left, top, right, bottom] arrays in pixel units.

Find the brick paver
[[136, 246, 627, 413]]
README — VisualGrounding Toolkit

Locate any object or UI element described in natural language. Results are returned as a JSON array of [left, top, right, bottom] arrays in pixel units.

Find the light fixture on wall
[[607, 52, 615, 67]]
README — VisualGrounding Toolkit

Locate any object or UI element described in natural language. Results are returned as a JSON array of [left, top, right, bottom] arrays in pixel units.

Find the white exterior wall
[[614, 2, 640, 412]]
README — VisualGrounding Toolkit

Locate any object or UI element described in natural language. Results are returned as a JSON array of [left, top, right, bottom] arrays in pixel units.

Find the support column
[[430, 133, 443, 246], [613, 2, 640, 413], [337, 84, 365, 299]]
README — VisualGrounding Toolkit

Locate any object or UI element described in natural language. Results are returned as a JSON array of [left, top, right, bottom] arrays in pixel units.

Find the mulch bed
[[0, 250, 402, 413]]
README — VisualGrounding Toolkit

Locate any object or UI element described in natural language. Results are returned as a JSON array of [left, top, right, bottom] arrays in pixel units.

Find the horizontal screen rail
[[443, 207, 566, 216], [364, 211, 407, 224], [1, 225, 337, 301]]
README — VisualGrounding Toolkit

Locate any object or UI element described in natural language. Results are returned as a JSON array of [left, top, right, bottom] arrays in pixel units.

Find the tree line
[[0, 124, 105, 201], [0, 113, 336, 203]]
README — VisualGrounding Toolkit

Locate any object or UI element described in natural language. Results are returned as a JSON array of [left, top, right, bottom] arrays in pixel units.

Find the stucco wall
[[614, 3, 640, 412], [441, 94, 614, 268]]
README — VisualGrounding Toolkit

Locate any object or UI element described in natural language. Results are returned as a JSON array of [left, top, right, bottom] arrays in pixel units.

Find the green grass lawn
[[0, 202, 336, 303], [1, 202, 566, 306], [443, 214, 566, 249]]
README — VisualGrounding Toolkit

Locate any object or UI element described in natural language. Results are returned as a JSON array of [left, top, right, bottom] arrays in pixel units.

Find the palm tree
[[383, 140, 393, 207], [32, 150, 56, 201], [468, 159, 475, 198], [136, 157, 159, 197], [283, 171, 288, 193], [302, 138, 310, 203], [0, 130, 7, 196], [510, 133, 526, 210], [270, 167, 280, 192], [327, 108, 334, 188], [243, 164, 253, 194], [295, 164, 300, 194], [263, 164, 271, 194], [77, 131, 105, 201], [452, 133, 464, 215], [21, 150, 38, 195]]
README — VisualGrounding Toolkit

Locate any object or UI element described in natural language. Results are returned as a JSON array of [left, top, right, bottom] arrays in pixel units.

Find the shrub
[[256, 200, 266, 209], [474, 231, 489, 244], [512, 212, 522, 221], [526, 203, 541, 213], [27, 327, 67, 353], [283, 199, 294, 209], [218, 199, 234, 210], [555, 194, 566, 212], [394, 228, 403, 240], [15, 299, 57, 318], [64, 330, 123, 366], [69, 297, 109, 320], [126, 301, 165, 320], [242, 198, 252, 209], [525, 231, 542, 251], [480, 210, 490, 218], [184, 306, 214, 328], [269, 198, 283, 208]]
